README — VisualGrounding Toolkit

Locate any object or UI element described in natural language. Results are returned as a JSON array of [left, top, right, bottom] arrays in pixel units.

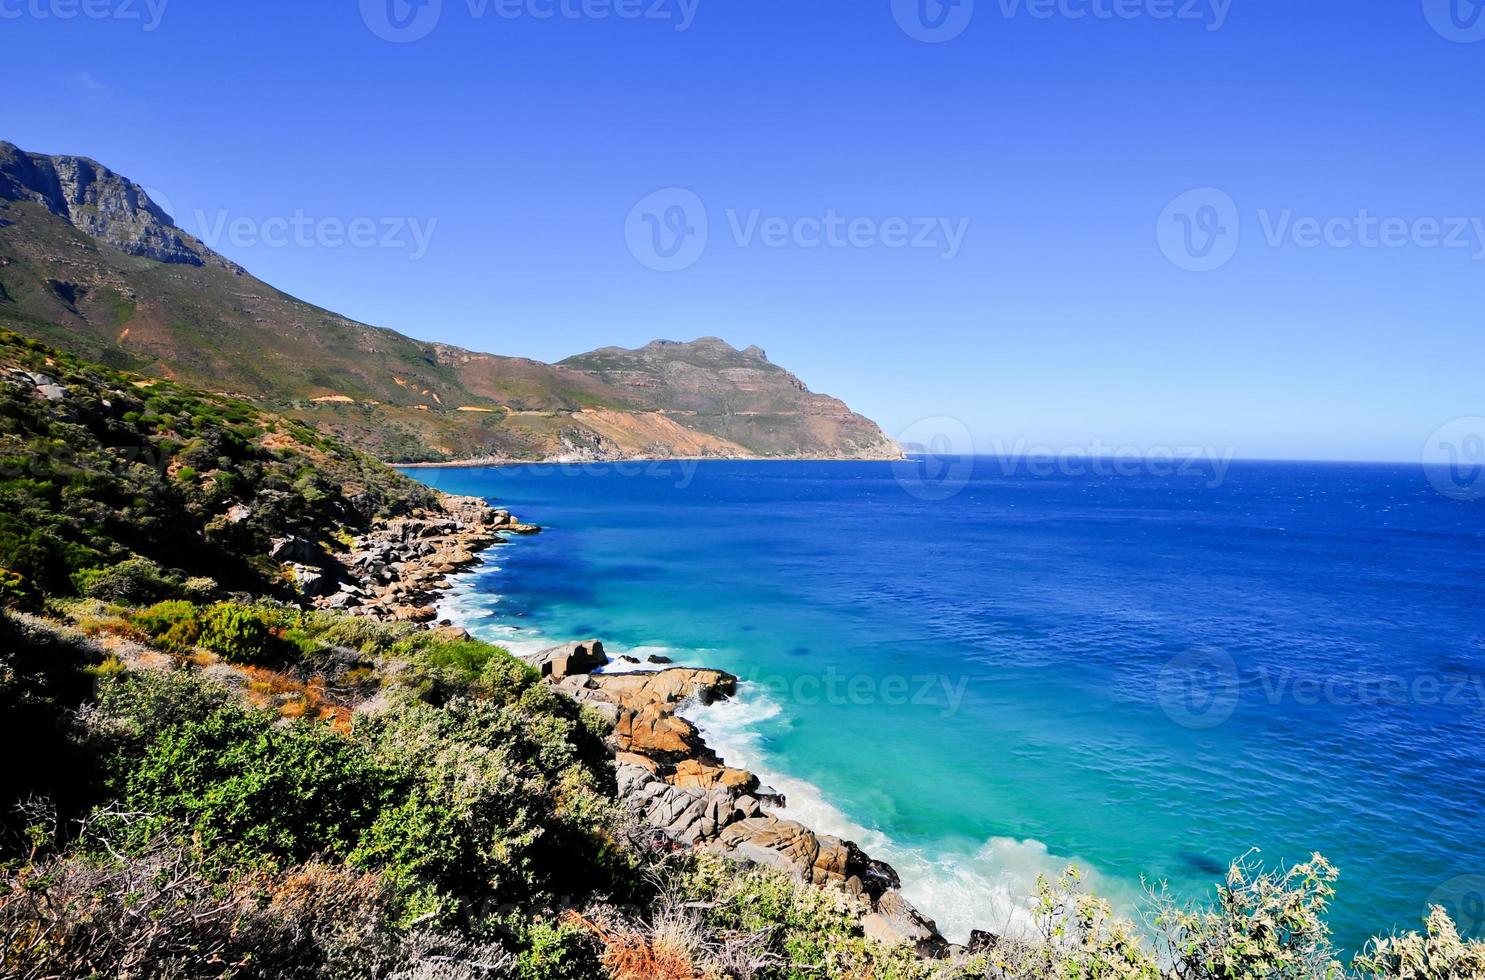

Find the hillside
[[0, 141, 899, 463]]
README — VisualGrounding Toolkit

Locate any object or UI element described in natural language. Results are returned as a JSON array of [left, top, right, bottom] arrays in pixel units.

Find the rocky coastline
[[290, 494, 540, 623], [536, 645, 952, 958], [324, 491, 956, 957]]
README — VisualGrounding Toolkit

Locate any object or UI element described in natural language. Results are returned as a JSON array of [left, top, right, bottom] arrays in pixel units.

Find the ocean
[[402, 457, 1485, 954]]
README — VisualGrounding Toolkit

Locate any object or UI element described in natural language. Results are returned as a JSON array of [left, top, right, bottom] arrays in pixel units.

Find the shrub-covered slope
[[0, 327, 436, 607]]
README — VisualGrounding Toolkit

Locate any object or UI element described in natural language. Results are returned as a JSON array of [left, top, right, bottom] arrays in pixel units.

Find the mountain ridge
[[0, 141, 900, 464]]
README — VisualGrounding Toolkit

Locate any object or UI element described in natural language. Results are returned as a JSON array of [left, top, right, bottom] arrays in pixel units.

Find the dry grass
[[568, 909, 705, 980]]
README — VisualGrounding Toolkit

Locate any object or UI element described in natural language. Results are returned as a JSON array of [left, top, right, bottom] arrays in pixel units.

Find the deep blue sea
[[403, 458, 1485, 953]]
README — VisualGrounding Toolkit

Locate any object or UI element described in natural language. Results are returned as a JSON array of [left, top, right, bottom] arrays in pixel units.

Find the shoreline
[[416, 492, 976, 959], [394, 452, 906, 469]]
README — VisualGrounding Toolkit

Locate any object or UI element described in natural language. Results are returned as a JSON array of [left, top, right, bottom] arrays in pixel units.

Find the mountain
[[0, 141, 899, 463]]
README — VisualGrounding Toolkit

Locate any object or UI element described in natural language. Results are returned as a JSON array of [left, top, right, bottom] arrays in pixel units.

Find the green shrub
[[1154, 852, 1344, 980], [514, 918, 604, 980], [131, 599, 203, 653], [200, 603, 279, 665], [113, 702, 393, 867], [74, 557, 179, 604]]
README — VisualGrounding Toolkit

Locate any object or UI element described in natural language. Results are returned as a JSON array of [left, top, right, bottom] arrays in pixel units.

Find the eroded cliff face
[[562, 338, 903, 461], [0, 142, 240, 271]]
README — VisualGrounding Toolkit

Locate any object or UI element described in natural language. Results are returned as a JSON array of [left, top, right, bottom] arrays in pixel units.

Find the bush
[[513, 918, 604, 980], [1154, 852, 1344, 980], [351, 696, 626, 920], [0, 613, 105, 839], [131, 599, 203, 653], [74, 556, 179, 604], [112, 702, 393, 867], [0, 810, 517, 980], [200, 603, 279, 664], [1354, 907, 1485, 979]]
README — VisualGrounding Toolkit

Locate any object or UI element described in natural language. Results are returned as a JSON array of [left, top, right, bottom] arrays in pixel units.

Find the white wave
[[437, 571, 1131, 945], [683, 684, 1131, 945]]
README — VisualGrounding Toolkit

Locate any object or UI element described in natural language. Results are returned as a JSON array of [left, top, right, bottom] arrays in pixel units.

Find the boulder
[[289, 563, 328, 597], [862, 891, 949, 958], [529, 640, 609, 680], [669, 758, 759, 794], [269, 536, 317, 564]]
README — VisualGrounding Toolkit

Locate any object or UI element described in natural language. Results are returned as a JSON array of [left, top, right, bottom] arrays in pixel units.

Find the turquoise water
[[403, 459, 1485, 952]]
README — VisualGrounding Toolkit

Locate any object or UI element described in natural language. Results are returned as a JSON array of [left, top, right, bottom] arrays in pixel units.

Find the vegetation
[[0, 327, 436, 608], [0, 336, 1480, 979]]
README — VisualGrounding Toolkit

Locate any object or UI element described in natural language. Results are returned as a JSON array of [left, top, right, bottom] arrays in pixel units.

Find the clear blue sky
[[5, 0, 1482, 462]]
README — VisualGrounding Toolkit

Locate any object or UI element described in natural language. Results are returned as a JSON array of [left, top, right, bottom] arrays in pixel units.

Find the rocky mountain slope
[[0, 141, 899, 463]]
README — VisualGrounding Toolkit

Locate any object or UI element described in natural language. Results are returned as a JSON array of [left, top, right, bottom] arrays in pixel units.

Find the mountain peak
[[0, 141, 239, 272]]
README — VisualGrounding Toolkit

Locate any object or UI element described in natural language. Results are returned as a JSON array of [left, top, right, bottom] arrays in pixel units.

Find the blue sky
[[5, 0, 1483, 462]]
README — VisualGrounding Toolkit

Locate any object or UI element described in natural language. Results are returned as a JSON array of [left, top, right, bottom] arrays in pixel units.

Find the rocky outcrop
[[531, 640, 609, 680], [299, 495, 535, 621], [532, 658, 949, 957], [0, 141, 241, 272]]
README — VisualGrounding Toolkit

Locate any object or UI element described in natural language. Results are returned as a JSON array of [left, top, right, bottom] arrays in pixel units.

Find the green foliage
[[1353, 907, 1485, 979], [1022, 868, 1161, 980], [673, 852, 945, 980], [513, 918, 604, 980], [74, 556, 178, 604], [0, 328, 438, 603], [351, 695, 627, 920], [111, 701, 393, 867], [131, 599, 204, 653], [1155, 852, 1344, 980], [200, 602, 279, 664]]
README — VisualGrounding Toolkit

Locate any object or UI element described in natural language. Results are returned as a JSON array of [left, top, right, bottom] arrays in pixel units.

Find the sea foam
[[682, 682, 1130, 945]]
